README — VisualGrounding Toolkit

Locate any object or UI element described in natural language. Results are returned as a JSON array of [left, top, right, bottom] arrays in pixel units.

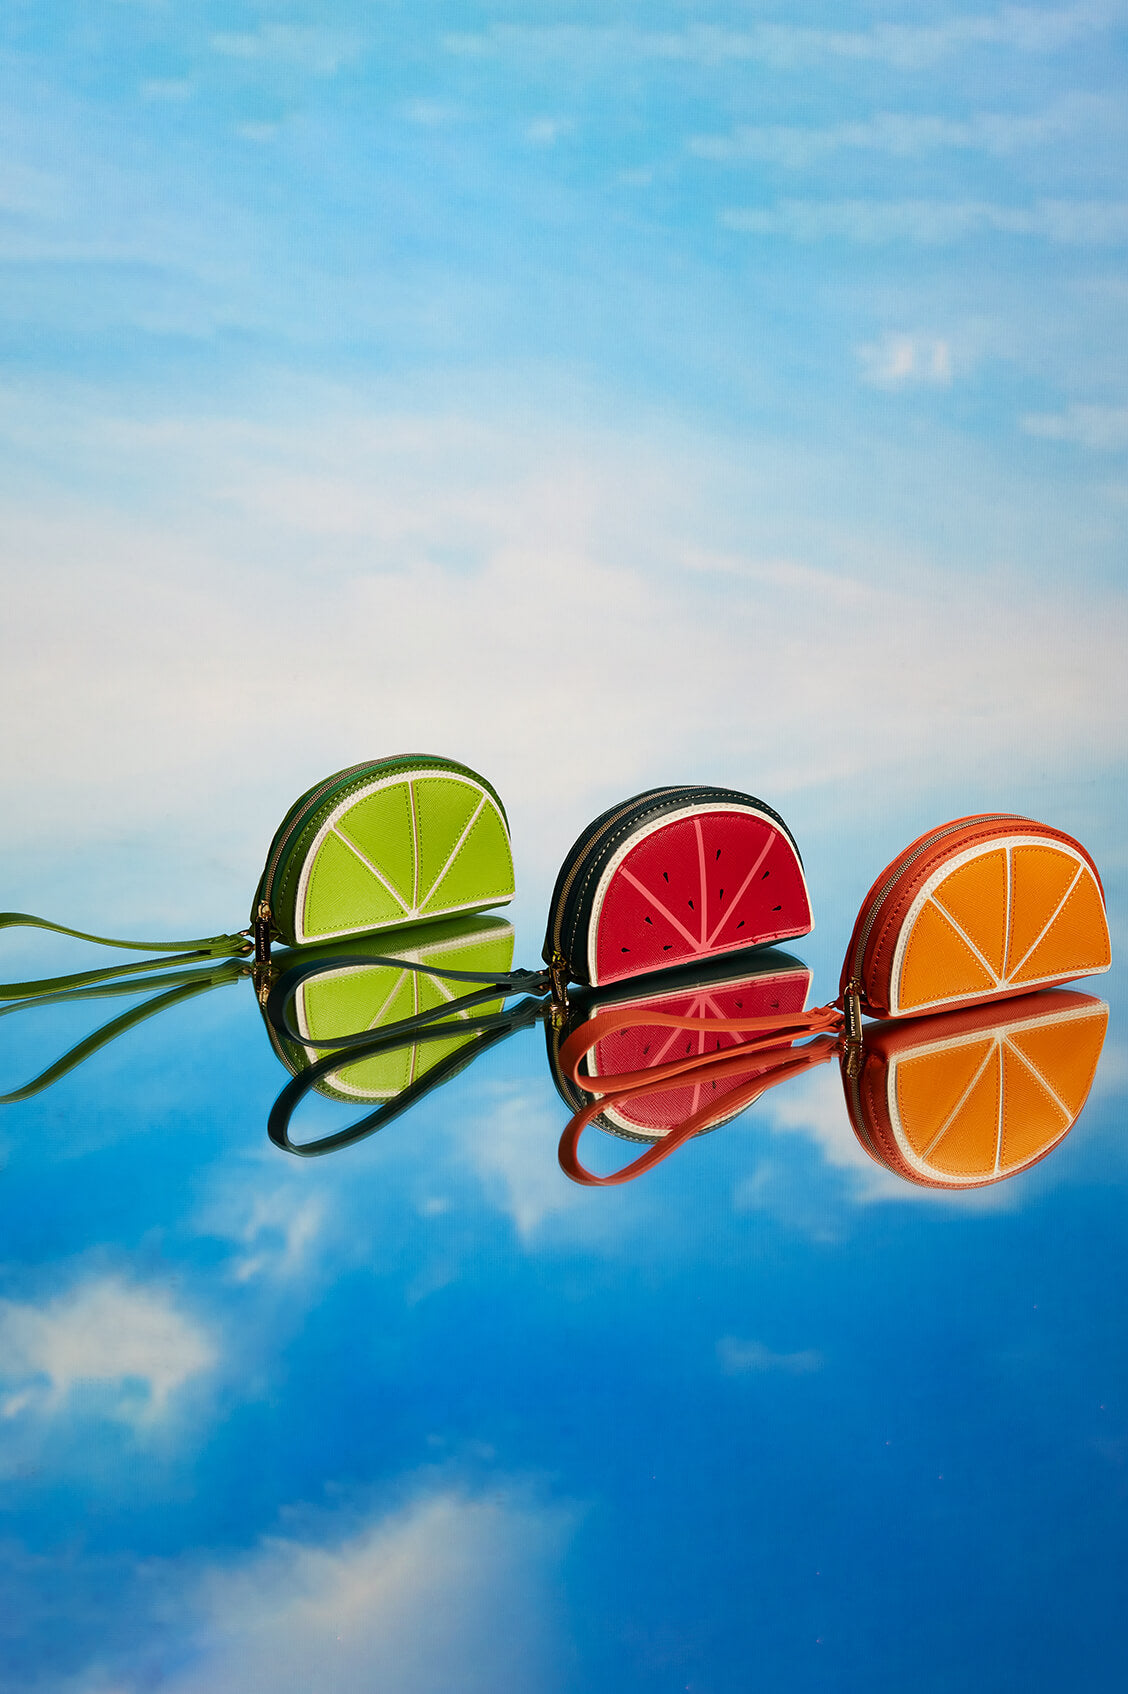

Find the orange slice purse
[[556, 814, 1112, 1154], [844, 988, 1109, 1191], [838, 814, 1110, 1034]]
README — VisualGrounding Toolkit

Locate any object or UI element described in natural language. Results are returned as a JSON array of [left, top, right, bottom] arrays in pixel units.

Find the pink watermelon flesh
[[590, 967, 811, 1134], [592, 810, 810, 986]]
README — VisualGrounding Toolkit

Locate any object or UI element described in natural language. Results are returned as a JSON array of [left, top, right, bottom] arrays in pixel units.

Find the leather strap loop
[[0, 959, 247, 1103], [268, 995, 544, 1157], [0, 912, 252, 1000], [557, 1000, 843, 1096], [266, 952, 550, 1051], [558, 1035, 839, 1187]]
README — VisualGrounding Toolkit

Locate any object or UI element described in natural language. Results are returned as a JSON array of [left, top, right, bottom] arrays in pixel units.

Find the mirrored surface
[[1, 872, 1124, 1693]]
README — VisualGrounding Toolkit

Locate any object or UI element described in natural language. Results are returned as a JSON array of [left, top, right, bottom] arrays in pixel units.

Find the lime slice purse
[[1, 755, 516, 999]]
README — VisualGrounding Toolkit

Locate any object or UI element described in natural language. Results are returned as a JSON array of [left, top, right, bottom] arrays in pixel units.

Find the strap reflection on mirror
[[557, 1000, 844, 1097], [0, 912, 253, 1000], [557, 1034, 840, 1187], [0, 959, 248, 1104], [266, 951, 550, 1052], [267, 995, 545, 1158]]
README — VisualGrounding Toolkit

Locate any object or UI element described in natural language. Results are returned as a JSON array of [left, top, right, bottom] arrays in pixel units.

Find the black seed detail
[[662, 944, 672, 951], [662, 871, 669, 883], [621, 946, 630, 952], [735, 1000, 743, 1009], [642, 1045, 650, 1055], [718, 889, 724, 901], [737, 920, 745, 929], [644, 916, 653, 925], [688, 898, 694, 910], [715, 848, 721, 860], [762, 870, 770, 879], [685, 1041, 693, 1054], [772, 904, 781, 912], [770, 1000, 779, 1009]]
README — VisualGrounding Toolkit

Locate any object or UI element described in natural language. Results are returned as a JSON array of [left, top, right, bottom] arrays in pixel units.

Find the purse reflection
[[842, 989, 1109, 1190], [549, 948, 821, 1185], [552, 977, 1109, 1191], [263, 915, 524, 1155]]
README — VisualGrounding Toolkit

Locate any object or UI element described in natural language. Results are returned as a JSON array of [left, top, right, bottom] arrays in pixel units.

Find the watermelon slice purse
[[555, 813, 1111, 1151], [0, 755, 515, 1000], [263, 782, 813, 1055], [542, 785, 812, 999], [549, 948, 828, 1186]]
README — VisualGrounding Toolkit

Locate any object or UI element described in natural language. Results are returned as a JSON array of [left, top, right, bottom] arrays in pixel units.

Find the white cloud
[[718, 1337, 822, 1374], [858, 333, 954, 387], [209, 1188, 326, 1284], [0, 389, 1125, 918], [0, 1275, 216, 1424], [722, 199, 1128, 245], [210, 25, 363, 74], [445, 9, 1122, 71], [748, 1066, 1017, 1209], [690, 96, 1123, 167], [461, 1083, 589, 1240], [1022, 404, 1128, 449], [525, 117, 572, 147], [141, 79, 194, 104], [156, 1489, 570, 1694]]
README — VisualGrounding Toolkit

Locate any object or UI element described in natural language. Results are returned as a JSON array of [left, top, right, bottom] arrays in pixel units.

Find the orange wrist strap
[[557, 1033, 840, 1187]]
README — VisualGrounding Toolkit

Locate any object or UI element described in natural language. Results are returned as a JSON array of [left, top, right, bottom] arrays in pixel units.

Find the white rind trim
[[585, 802, 812, 987], [293, 772, 512, 944], [884, 999, 1107, 1184], [888, 835, 1106, 1016]]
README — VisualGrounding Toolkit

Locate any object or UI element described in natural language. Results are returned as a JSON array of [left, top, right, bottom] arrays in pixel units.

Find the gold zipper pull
[[254, 900, 274, 966], [841, 978, 864, 1075], [548, 950, 570, 1010]]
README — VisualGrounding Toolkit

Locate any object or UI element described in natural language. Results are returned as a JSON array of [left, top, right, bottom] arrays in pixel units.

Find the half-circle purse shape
[[837, 814, 1110, 1023], [264, 914, 516, 1112], [554, 980, 1110, 1192], [542, 785, 812, 995], [1, 755, 516, 1001], [555, 813, 1110, 1075], [266, 782, 813, 1058], [550, 948, 834, 1186], [842, 988, 1108, 1190], [264, 916, 543, 1157]]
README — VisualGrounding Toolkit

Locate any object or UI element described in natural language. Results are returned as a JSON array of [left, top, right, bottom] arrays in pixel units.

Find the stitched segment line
[[331, 827, 411, 911], [1007, 863, 1084, 980]]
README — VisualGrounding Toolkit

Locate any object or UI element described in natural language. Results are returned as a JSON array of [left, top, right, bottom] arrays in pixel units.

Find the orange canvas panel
[[898, 899, 996, 1011], [933, 849, 1008, 977], [1008, 1008, 1109, 1117], [999, 1047, 1072, 1169], [1010, 871, 1111, 986], [1007, 845, 1082, 969], [894, 1037, 994, 1157]]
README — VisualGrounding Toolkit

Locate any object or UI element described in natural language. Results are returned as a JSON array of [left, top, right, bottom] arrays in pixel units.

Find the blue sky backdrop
[[1, 5, 1127, 1690]]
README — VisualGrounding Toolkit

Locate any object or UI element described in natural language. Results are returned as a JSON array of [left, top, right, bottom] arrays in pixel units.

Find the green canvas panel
[[412, 779, 484, 906], [420, 804, 515, 915], [302, 831, 406, 939], [302, 966, 415, 1044], [330, 1040, 417, 1099], [336, 782, 417, 910], [413, 999, 506, 1082]]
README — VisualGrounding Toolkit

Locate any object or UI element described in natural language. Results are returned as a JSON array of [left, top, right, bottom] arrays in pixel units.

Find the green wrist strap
[[268, 994, 545, 1158], [0, 912, 252, 1000], [0, 958, 248, 1103]]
